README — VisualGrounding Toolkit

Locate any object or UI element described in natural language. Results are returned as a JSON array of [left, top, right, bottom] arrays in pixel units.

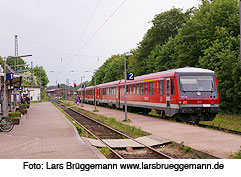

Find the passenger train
[[78, 67, 219, 123]]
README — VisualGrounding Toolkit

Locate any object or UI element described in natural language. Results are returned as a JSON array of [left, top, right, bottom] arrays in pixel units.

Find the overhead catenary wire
[[69, 0, 101, 54], [75, 0, 128, 54], [60, 0, 128, 81]]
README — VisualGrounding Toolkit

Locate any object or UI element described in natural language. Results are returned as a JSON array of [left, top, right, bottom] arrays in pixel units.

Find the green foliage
[[33, 66, 49, 89], [88, 0, 241, 114], [135, 8, 190, 75], [230, 148, 241, 159], [6, 57, 26, 71], [99, 147, 111, 156]]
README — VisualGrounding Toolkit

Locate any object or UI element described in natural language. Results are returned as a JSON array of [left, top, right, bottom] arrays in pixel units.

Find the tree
[[32, 66, 49, 89], [135, 8, 191, 75], [6, 57, 26, 71], [21, 71, 37, 85]]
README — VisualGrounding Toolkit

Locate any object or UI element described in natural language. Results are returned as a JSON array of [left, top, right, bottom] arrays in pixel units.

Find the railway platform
[[79, 103, 241, 159], [0, 102, 105, 159]]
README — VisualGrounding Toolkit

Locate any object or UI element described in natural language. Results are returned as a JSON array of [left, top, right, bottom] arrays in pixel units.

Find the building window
[[149, 81, 153, 95]]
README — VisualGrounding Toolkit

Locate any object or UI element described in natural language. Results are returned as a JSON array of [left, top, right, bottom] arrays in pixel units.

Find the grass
[[99, 147, 111, 157], [170, 141, 192, 154], [200, 114, 241, 131], [230, 148, 241, 159], [71, 106, 151, 139]]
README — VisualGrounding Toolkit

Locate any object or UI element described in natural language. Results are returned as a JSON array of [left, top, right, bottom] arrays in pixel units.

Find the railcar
[[80, 67, 219, 122]]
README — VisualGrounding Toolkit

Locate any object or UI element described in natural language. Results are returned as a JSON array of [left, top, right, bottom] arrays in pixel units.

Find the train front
[[175, 67, 219, 123]]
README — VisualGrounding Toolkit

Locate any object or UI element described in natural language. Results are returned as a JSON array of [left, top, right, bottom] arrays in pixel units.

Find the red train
[[78, 67, 219, 123]]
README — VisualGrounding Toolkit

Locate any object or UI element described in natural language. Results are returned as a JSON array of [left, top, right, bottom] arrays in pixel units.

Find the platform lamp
[[80, 76, 85, 107], [124, 53, 133, 121]]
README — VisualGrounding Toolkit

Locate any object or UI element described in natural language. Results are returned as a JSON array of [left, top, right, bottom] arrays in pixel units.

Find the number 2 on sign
[[129, 73, 133, 80]]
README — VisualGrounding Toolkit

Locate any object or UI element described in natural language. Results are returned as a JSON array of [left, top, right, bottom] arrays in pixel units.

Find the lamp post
[[85, 70, 97, 110], [124, 53, 133, 121], [70, 70, 75, 102], [80, 76, 85, 107]]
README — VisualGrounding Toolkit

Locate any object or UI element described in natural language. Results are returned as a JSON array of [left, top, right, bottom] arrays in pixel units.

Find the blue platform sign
[[6, 73, 13, 81], [82, 85, 86, 88], [127, 73, 134, 80]]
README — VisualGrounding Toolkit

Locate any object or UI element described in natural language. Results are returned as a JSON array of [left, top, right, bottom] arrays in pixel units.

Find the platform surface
[[0, 102, 105, 159]]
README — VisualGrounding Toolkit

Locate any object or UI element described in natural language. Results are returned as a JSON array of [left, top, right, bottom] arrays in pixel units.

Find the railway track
[[50, 99, 172, 159], [195, 123, 241, 135]]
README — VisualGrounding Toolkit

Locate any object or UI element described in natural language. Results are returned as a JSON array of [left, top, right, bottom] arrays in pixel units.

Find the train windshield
[[180, 75, 214, 92]]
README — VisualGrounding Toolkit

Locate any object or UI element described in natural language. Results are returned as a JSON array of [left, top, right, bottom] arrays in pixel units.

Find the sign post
[[124, 53, 133, 121]]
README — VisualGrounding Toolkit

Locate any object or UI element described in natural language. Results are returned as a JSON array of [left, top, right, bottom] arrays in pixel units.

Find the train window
[[159, 80, 163, 95], [166, 80, 170, 96], [97, 88, 100, 96], [137, 83, 139, 95], [171, 79, 175, 95], [126, 85, 129, 95], [141, 83, 143, 95], [145, 82, 148, 95], [149, 81, 153, 95], [130, 84, 132, 95], [133, 84, 135, 95]]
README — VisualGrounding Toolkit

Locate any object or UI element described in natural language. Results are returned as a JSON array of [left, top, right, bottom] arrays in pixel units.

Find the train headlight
[[183, 101, 187, 105]]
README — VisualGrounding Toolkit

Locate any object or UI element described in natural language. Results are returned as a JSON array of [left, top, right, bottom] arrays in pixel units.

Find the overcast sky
[[0, 0, 201, 86]]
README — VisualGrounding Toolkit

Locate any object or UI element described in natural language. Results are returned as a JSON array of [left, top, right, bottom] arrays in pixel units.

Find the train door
[[97, 88, 100, 105], [115, 86, 119, 108], [166, 78, 171, 116]]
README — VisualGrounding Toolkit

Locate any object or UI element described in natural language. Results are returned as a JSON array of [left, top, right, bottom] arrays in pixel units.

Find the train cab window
[[159, 80, 163, 95], [149, 81, 153, 95], [137, 83, 139, 95], [171, 79, 175, 95], [145, 82, 148, 95], [141, 83, 143, 95], [133, 84, 135, 95]]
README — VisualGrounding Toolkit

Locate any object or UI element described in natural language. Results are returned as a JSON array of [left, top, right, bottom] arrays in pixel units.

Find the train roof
[[80, 67, 215, 89], [97, 80, 121, 88], [119, 67, 215, 84]]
